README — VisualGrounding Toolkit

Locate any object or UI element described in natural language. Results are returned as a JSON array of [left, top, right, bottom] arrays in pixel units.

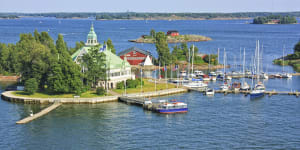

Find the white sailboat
[[250, 40, 265, 99], [240, 48, 250, 91], [220, 48, 229, 91], [281, 46, 292, 78]]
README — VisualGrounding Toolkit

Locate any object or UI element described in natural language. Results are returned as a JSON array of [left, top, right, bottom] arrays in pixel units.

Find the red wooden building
[[118, 47, 153, 65], [167, 30, 179, 36]]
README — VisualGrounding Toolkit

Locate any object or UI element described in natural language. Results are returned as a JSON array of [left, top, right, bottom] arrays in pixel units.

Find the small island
[[253, 15, 297, 24], [273, 41, 300, 72], [129, 30, 211, 43]]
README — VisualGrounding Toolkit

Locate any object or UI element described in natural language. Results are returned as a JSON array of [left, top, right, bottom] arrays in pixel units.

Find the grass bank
[[12, 90, 106, 98], [273, 59, 300, 72], [113, 79, 176, 94]]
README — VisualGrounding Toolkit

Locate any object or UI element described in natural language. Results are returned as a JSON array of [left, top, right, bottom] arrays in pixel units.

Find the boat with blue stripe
[[156, 101, 188, 114]]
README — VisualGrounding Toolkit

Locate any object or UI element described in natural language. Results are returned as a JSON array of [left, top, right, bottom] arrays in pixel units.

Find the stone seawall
[[1, 91, 119, 104], [1, 88, 188, 104]]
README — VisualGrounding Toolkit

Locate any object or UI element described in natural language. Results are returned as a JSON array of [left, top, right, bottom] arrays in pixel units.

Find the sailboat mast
[[283, 45, 285, 73], [256, 40, 260, 82], [223, 48, 226, 82], [243, 48, 246, 84], [192, 45, 194, 76], [188, 47, 191, 78], [240, 47, 242, 72], [217, 48, 220, 66]]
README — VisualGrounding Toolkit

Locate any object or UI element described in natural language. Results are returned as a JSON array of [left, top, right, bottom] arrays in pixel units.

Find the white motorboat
[[216, 71, 223, 76], [194, 70, 204, 77], [240, 82, 250, 91], [220, 83, 229, 91], [180, 71, 187, 77], [225, 75, 232, 80], [205, 88, 215, 95], [281, 72, 292, 78], [261, 72, 269, 79], [184, 81, 208, 88], [209, 71, 217, 76]]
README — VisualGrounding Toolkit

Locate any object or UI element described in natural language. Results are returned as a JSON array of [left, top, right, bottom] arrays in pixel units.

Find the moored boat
[[205, 88, 215, 95], [156, 101, 188, 114]]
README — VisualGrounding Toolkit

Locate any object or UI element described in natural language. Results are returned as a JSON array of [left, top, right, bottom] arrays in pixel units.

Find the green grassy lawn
[[113, 79, 176, 94], [12, 90, 106, 98]]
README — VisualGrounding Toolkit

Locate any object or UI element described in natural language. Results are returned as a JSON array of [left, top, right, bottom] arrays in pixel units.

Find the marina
[[0, 17, 300, 149]]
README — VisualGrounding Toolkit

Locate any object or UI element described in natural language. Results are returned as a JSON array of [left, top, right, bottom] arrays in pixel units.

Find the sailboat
[[208, 52, 217, 81], [240, 48, 250, 91], [281, 46, 292, 78], [220, 48, 229, 91], [250, 40, 265, 99]]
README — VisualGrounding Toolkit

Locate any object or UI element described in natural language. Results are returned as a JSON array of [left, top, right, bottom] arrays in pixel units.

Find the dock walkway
[[188, 88, 300, 97], [16, 102, 62, 124]]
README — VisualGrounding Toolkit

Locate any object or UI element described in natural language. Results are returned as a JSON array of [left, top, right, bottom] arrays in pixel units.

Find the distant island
[[273, 41, 300, 72], [129, 30, 211, 43], [253, 15, 297, 24], [1, 12, 300, 20]]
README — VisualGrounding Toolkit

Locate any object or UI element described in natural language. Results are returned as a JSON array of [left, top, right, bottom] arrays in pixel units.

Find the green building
[[72, 24, 133, 89]]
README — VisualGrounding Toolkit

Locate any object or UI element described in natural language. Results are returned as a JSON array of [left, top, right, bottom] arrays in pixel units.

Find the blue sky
[[1, 0, 300, 13]]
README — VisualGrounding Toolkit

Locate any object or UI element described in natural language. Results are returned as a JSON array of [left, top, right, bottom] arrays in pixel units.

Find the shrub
[[96, 87, 106, 95], [117, 82, 124, 89], [126, 79, 138, 88], [25, 78, 38, 95]]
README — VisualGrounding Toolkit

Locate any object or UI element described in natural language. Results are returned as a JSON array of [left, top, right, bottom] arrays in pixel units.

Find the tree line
[[1, 12, 300, 20], [0, 30, 111, 95], [253, 15, 297, 24]]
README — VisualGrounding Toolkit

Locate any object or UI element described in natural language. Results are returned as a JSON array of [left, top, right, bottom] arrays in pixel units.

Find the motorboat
[[250, 82, 265, 99], [180, 71, 187, 77], [183, 79, 208, 88], [216, 71, 223, 76], [281, 72, 292, 78], [225, 75, 232, 80], [231, 82, 241, 91], [202, 74, 210, 81], [156, 101, 188, 114], [220, 83, 229, 91], [240, 82, 250, 91], [261, 72, 269, 79], [205, 88, 215, 95], [194, 70, 204, 77]]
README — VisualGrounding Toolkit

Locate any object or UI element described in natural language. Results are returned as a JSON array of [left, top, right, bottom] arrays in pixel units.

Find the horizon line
[[1, 11, 300, 14]]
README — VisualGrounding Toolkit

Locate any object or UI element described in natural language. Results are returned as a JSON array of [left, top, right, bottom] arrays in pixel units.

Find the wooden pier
[[16, 102, 62, 124], [188, 88, 300, 97]]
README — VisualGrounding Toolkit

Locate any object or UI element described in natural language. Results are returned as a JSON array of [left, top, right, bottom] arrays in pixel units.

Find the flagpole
[[141, 67, 143, 95], [165, 64, 168, 89], [155, 65, 157, 92]]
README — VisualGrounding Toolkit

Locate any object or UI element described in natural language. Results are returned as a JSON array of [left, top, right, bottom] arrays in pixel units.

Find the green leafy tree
[[203, 54, 218, 65], [25, 78, 38, 95], [106, 39, 116, 54], [81, 46, 106, 88], [17, 33, 51, 88], [150, 29, 156, 38], [294, 41, 300, 53], [155, 32, 171, 65], [47, 34, 83, 94]]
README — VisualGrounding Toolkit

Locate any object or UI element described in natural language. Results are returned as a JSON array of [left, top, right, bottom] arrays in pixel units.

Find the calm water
[[1, 18, 300, 149]]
